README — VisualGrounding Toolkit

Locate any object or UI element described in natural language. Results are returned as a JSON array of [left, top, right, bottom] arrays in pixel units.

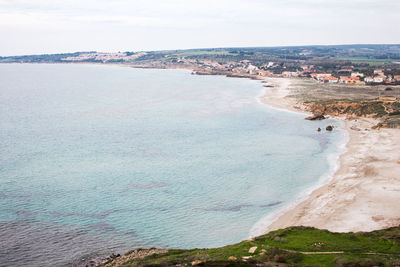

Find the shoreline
[[255, 77, 400, 234], [25, 62, 400, 234]]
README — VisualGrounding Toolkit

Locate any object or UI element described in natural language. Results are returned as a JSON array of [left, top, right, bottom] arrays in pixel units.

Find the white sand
[[258, 77, 400, 233]]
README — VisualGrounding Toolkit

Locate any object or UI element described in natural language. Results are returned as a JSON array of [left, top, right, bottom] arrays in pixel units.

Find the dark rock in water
[[306, 114, 326, 120], [326, 125, 333, 131], [385, 87, 393, 91], [317, 128, 321, 132]]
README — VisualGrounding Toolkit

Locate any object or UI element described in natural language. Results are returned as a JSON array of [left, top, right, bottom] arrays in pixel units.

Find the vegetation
[[2, 45, 400, 71], [103, 226, 400, 266]]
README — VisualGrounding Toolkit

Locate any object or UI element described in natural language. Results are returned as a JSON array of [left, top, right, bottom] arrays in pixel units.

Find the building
[[373, 75, 386, 83], [322, 76, 339, 83], [282, 71, 299, 77], [351, 72, 364, 77], [340, 76, 360, 84], [364, 77, 374, 83], [267, 62, 275, 68], [374, 69, 385, 75]]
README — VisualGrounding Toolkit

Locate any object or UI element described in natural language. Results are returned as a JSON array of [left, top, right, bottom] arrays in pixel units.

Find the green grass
[[169, 50, 234, 57], [332, 57, 394, 66], [109, 226, 400, 266]]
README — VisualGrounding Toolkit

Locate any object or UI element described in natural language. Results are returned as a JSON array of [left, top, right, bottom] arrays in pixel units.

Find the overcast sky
[[0, 0, 399, 56]]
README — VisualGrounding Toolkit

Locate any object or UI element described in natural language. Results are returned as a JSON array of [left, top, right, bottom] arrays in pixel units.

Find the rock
[[317, 127, 321, 132], [274, 236, 281, 242], [191, 260, 204, 266], [371, 123, 383, 130], [228, 256, 237, 261], [326, 125, 333, 131], [350, 126, 361, 131], [260, 249, 267, 253], [248, 246, 257, 254], [242, 256, 252, 260], [305, 114, 326, 120], [110, 253, 120, 259]]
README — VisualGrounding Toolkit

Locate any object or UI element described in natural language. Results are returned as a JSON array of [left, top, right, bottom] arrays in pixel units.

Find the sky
[[0, 0, 399, 56]]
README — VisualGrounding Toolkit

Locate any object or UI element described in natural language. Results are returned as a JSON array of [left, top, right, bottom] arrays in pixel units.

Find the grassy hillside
[[103, 226, 400, 266]]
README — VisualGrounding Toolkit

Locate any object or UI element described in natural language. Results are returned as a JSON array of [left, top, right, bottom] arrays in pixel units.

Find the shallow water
[[0, 64, 344, 266]]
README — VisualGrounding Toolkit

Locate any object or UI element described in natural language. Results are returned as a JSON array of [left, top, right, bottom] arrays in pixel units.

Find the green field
[[105, 226, 400, 266], [332, 57, 394, 66]]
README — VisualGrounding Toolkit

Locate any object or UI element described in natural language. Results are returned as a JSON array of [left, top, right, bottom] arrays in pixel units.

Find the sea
[[0, 64, 346, 266]]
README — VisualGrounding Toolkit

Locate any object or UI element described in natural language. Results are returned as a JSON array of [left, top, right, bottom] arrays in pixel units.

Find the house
[[322, 76, 339, 83], [316, 73, 332, 79], [394, 75, 400, 81], [351, 72, 364, 77], [374, 69, 385, 75], [364, 76, 374, 83], [339, 76, 349, 83], [247, 64, 259, 74], [282, 71, 299, 77], [340, 76, 360, 84], [373, 75, 386, 83], [267, 62, 275, 68]]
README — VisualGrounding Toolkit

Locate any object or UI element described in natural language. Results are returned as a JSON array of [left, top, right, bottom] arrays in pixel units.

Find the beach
[[259, 77, 400, 233]]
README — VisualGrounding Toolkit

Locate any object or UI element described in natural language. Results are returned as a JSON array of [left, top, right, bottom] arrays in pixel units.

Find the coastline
[[14, 63, 400, 234], [255, 77, 400, 234]]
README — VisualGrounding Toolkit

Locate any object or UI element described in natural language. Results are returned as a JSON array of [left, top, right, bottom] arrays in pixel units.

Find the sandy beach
[[259, 77, 400, 233]]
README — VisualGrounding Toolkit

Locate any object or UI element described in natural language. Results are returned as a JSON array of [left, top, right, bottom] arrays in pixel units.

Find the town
[[2, 45, 400, 86]]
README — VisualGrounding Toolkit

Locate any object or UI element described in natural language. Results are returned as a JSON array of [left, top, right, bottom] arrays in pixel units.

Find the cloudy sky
[[0, 0, 399, 56]]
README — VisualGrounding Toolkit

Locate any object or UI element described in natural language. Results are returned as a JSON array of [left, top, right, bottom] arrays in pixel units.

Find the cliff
[[303, 99, 400, 128]]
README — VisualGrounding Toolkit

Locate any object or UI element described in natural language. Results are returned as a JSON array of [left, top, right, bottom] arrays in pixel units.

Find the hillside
[[101, 226, 400, 267]]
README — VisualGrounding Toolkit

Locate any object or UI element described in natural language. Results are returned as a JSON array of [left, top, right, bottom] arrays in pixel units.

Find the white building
[[351, 72, 364, 77], [364, 77, 374, 83], [373, 76, 385, 83]]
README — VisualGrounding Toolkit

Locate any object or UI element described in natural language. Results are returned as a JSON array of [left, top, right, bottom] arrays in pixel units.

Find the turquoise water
[[0, 64, 344, 266]]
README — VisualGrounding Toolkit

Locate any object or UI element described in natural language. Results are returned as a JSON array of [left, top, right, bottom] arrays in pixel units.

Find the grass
[[170, 50, 234, 57], [332, 57, 394, 66], [106, 226, 400, 266]]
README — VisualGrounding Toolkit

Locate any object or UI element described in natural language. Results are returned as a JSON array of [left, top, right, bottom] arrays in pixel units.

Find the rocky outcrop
[[326, 125, 333, 131], [248, 246, 258, 254], [305, 114, 326, 120], [302, 99, 400, 128], [191, 260, 204, 266], [102, 248, 168, 267]]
